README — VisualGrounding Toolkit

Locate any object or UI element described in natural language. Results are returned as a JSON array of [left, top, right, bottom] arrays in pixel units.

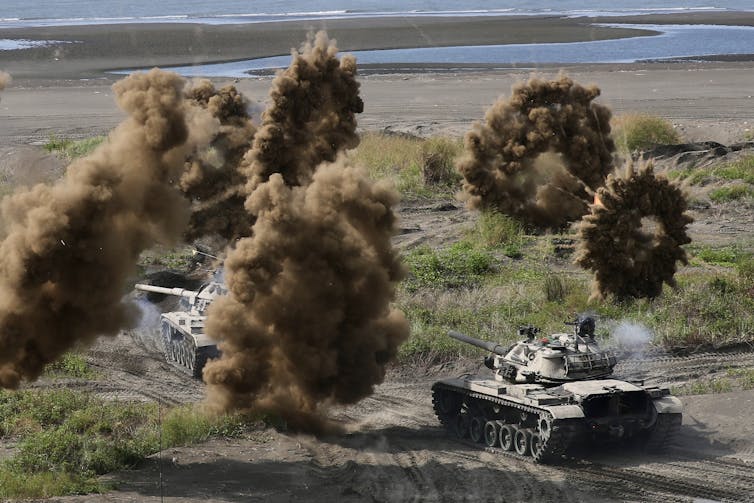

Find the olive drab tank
[[432, 317, 682, 463], [134, 282, 226, 378]]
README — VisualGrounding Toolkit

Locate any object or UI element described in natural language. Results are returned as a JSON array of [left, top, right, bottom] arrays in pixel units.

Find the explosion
[[0, 69, 206, 387], [574, 161, 693, 300], [457, 74, 615, 230], [181, 80, 256, 241], [201, 32, 409, 431]]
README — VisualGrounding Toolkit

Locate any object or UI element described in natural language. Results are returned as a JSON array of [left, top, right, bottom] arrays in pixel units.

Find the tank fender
[[545, 404, 585, 419], [652, 396, 683, 414]]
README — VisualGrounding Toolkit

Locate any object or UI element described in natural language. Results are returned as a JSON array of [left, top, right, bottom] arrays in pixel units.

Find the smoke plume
[[0, 71, 10, 92], [0, 69, 199, 388], [575, 161, 692, 300], [242, 30, 363, 192], [202, 32, 408, 431], [457, 74, 615, 229], [181, 80, 256, 241]]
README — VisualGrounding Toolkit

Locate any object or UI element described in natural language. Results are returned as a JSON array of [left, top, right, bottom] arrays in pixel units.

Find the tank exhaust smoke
[[202, 32, 409, 432], [457, 74, 615, 230]]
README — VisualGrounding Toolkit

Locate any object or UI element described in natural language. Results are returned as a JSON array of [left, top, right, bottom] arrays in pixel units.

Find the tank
[[134, 282, 226, 378], [432, 317, 682, 463]]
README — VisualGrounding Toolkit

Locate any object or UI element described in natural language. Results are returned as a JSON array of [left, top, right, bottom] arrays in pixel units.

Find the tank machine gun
[[433, 317, 681, 462], [134, 282, 226, 378]]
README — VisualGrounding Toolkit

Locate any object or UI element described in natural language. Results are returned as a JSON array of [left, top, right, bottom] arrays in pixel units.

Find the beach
[[3, 12, 754, 153]]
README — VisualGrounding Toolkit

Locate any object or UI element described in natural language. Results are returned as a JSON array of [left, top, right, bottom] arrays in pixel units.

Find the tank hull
[[432, 375, 681, 463], [160, 312, 219, 379]]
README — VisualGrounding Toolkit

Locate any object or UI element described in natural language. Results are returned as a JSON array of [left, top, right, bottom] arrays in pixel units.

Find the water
[[0, 0, 752, 27], [133, 24, 754, 78]]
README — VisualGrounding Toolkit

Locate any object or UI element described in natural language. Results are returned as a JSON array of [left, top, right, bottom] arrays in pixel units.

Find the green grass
[[349, 132, 462, 199], [671, 155, 754, 186], [43, 352, 97, 379], [612, 113, 681, 153], [687, 244, 750, 267], [708, 184, 754, 202], [397, 239, 754, 361], [402, 241, 495, 292], [0, 389, 260, 499], [44, 135, 106, 160]]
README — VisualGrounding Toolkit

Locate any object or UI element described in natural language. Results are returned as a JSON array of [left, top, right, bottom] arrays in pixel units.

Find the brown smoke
[[0, 71, 10, 92], [181, 80, 256, 241], [242, 30, 363, 192], [457, 74, 615, 230], [202, 32, 408, 431], [574, 161, 693, 300], [0, 69, 196, 388]]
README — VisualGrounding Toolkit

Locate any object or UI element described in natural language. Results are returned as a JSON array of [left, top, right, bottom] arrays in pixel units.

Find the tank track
[[432, 382, 581, 464], [644, 412, 682, 453], [162, 332, 213, 379]]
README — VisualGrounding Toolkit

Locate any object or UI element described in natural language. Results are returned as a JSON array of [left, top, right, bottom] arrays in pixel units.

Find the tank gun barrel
[[134, 283, 197, 299], [448, 330, 507, 356]]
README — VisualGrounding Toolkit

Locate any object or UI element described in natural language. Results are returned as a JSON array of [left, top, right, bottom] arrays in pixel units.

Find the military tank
[[134, 282, 225, 378], [432, 317, 682, 463]]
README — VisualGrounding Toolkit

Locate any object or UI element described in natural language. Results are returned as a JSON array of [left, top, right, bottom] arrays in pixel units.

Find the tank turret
[[433, 317, 682, 463], [450, 316, 617, 384], [134, 282, 226, 378]]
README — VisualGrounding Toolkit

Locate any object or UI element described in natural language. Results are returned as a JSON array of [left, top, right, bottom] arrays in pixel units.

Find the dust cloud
[[575, 161, 692, 300], [242, 30, 363, 192], [181, 80, 256, 241], [457, 74, 615, 230], [0, 71, 10, 92], [202, 32, 409, 431], [0, 69, 200, 388]]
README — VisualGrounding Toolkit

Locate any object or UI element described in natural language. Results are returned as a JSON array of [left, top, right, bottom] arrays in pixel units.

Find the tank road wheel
[[454, 413, 471, 439], [469, 417, 485, 443], [432, 387, 463, 430], [499, 425, 515, 451], [530, 433, 545, 461], [484, 421, 499, 447], [514, 428, 530, 456]]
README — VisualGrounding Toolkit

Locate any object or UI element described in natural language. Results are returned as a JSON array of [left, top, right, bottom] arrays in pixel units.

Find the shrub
[[708, 184, 754, 203], [612, 113, 680, 152], [468, 210, 524, 249], [420, 136, 462, 187]]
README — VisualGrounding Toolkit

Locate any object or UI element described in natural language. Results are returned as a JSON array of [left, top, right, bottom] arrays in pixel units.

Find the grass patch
[[708, 184, 754, 203], [43, 352, 97, 379], [0, 389, 260, 499], [466, 210, 525, 250], [398, 236, 754, 361], [44, 135, 106, 160], [687, 245, 748, 267], [672, 156, 754, 186], [349, 132, 462, 199], [402, 241, 495, 292], [612, 113, 680, 153]]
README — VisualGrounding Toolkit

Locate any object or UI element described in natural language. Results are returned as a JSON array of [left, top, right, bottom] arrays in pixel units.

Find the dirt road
[[29, 325, 751, 503]]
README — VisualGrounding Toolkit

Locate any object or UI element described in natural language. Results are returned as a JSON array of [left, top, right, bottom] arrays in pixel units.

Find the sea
[[0, 0, 752, 28], [3, 1, 754, 75]]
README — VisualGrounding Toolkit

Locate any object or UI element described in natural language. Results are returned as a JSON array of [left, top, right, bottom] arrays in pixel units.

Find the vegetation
[[612, 113, 680, 153], [43, 352, 97, 379], [670, 155, 754, 186], [0, 389, 261, 499], [708, 184, 754, 202], [44, 135, 106, 160], [350, 132, 462, 198]]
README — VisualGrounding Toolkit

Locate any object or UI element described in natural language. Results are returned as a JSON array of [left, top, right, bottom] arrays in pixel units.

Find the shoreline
[[0, 14, 706, 82], [2, 12, 754, 83]]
